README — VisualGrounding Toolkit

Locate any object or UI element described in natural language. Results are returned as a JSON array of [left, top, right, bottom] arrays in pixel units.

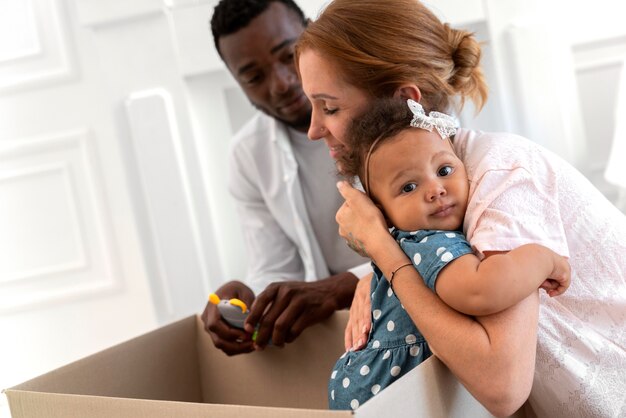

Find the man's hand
[[245, 272, 359, 349], [201, 280, 256, 356]]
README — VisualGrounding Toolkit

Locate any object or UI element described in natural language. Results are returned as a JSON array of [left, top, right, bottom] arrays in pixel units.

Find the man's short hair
[[211, 0, 306, 57]]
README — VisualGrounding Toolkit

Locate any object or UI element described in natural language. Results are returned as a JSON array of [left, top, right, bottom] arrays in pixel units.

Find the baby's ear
[[375, 203, 394, 229]]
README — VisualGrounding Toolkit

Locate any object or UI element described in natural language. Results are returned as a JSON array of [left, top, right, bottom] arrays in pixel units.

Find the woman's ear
[[394, 85, 421, 102]]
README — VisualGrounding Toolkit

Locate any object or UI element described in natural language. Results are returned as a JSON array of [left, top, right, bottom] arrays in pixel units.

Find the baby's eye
[[401, 183, 417, 193], [438, 166, 453, 176]]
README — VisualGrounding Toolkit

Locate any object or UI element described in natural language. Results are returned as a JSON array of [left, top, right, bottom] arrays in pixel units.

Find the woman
[[294, 0, 626, 417]]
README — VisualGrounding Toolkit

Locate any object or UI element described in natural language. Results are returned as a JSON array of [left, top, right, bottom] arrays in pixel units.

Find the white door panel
[[0, 130, 123, 311], [0, 0, 74, 93], [0, 0, 162, 389]]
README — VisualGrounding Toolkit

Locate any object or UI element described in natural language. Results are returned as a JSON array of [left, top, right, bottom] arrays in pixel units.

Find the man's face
[[218, 2, 311, 131]]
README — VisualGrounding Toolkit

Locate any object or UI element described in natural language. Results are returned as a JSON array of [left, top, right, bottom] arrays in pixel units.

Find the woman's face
[[299, 49, 371, 160]]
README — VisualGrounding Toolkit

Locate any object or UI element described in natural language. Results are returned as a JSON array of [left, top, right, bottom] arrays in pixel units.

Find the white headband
[[407, 99, 457, 139]]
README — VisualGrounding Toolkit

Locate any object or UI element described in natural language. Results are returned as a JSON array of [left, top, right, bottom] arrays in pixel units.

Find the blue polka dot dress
[[328, 229, 472, 410]]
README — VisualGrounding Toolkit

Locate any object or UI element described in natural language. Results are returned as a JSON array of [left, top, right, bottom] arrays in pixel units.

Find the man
[[203, 0, 369, 355]]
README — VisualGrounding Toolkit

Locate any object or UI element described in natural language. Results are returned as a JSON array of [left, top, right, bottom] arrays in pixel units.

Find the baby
[[328, 98, 570, 410]]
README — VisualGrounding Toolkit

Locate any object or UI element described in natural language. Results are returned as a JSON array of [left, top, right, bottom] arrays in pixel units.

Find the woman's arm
[[435, 244, 570, 316], [337, 182, 536, 417], [344, 272, 373, 351], [381, 244, 538, 417]]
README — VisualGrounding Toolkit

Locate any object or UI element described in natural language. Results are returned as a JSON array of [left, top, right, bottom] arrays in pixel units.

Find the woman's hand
[[336, 181, 389, 261], [345, 273, 373, 351]]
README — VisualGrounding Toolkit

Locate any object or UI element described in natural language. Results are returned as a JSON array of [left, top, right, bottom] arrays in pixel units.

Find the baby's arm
[[434, 244, 570, 316]]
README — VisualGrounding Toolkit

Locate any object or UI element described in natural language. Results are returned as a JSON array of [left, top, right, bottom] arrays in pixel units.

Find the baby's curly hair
[[338, 98, 415, 183]]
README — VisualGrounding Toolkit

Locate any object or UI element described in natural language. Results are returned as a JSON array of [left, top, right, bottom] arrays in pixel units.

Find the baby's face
[[368, 129, 469, 232]]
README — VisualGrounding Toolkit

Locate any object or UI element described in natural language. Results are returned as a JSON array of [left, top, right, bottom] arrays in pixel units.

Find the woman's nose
[[307, 109, 325, 140]]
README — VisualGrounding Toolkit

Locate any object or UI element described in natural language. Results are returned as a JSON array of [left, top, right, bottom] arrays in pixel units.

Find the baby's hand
[[541, 255, 571, 297]]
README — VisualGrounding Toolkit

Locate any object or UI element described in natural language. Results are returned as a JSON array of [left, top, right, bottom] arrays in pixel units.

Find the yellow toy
[[208, 293, 249, 329]]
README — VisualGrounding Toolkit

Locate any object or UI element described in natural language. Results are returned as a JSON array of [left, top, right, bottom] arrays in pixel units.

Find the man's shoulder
[[228, 113, 287, 185], [231, 112, 277, 150]]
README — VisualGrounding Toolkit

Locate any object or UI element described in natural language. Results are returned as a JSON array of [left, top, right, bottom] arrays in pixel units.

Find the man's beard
[[252, 102, 312, 133], [283, 111, 311, 132]]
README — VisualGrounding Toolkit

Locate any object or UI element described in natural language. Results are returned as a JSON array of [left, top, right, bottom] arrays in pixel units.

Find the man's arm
[[201, 139, 309, 355], [217, 142, 362, 351], [233, 191, 363, 349]]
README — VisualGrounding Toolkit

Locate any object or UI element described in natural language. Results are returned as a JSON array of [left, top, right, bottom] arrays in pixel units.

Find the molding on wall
[[0, 0, 76, 94], [571, 35, 626, 209], [499, 21, 587, 166], [572, 34, 626, 53], [0, 130, 123, 313], [575, 57, 624, 74], [74, 0, 163, 28], [0, 0, 41, 64], [573, 35, 626, 74], [166, 2, 222, 78], [124, 88, 213, 323], [0, 162, 88, 284], [163, 0, 213, 9]]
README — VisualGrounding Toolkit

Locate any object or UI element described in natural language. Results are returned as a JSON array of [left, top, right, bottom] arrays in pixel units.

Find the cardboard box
[[4, 311, 522, 417]]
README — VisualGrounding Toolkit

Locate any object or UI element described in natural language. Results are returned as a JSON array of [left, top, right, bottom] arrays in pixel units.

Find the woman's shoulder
[[452, 128, 571, 181], [454, 128, 533, 150], [453, 129, 541, 170]]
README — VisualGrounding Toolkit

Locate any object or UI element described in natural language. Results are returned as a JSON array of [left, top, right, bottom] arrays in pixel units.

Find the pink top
[[454, 129, 626, 417]]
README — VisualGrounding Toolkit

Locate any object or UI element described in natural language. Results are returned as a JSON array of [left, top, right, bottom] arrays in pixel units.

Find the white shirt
[[289, 127, 368, 276], [228, 112, 370, 295], [454, 129, 626, 418]]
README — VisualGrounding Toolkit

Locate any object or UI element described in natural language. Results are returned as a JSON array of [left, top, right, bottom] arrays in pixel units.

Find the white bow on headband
[[407, 99, 457, 139]]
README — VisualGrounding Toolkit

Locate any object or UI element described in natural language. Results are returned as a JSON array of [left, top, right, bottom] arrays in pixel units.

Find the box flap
[[196, 311, 349, 410], [5, 390, 351, 418], [356, 355, 526, 418], [10, 315, 202, 403], [5, 310, 526, 418]]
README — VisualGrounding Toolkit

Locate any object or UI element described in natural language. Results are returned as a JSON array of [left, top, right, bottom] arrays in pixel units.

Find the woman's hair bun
[[444, 24, 487, 109]]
